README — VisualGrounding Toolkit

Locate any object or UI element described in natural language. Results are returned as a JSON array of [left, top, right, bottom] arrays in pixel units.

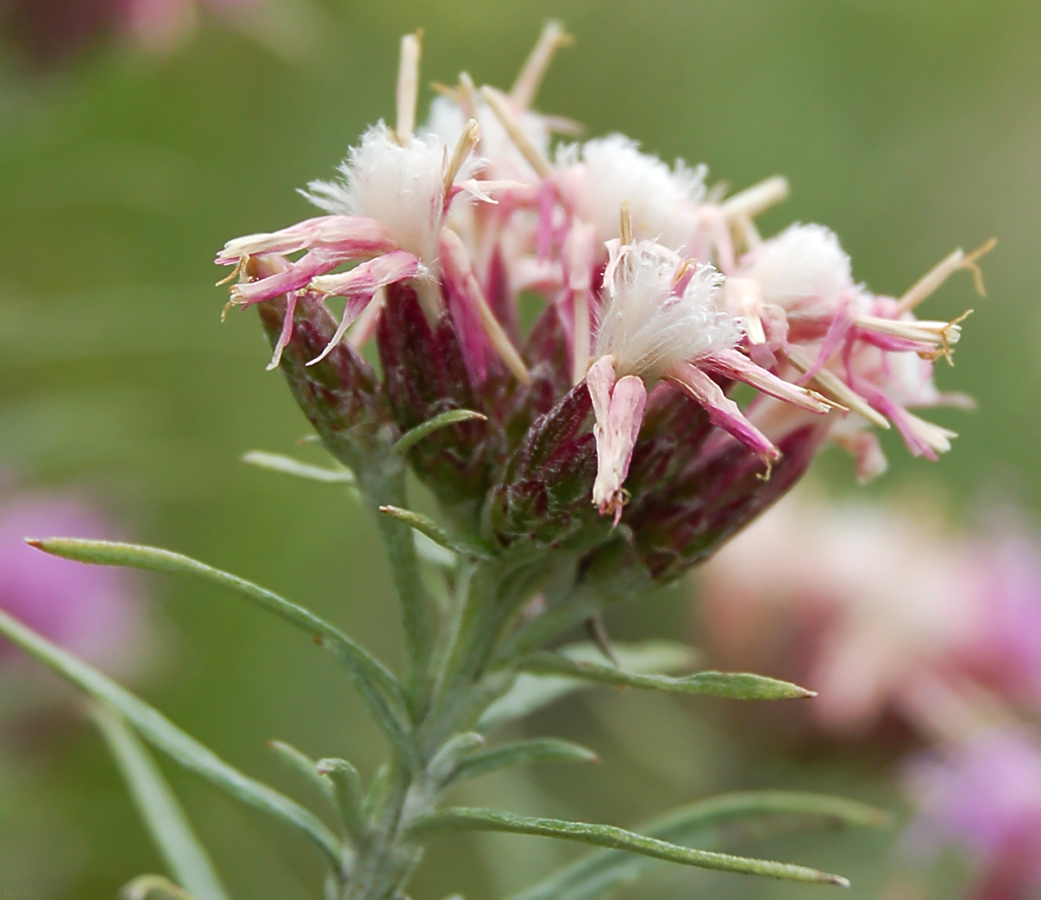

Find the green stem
[[336, 552, 540, 900], [356, 457, 436, 723]]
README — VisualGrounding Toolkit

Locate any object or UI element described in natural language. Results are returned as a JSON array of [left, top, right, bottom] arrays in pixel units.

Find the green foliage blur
[[0, 0, 1037, 897]]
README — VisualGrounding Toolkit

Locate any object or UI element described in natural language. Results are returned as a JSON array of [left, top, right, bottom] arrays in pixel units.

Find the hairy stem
[[338, 549, 552, 900], [356, 456, 437, 723]]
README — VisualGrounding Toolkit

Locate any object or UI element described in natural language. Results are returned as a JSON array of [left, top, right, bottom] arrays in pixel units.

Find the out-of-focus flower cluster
[[0, 477, 149, 722], [696, 493, 1041, 899], [0, 0, 264, 63], [218, 25, 986, 585]]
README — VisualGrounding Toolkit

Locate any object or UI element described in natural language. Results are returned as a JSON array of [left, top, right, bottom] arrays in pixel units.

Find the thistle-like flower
[[729, 223, 992, 480], [587, 236, 829, 522], [218, 25, 986, 582], [0, 23, 997, 900]]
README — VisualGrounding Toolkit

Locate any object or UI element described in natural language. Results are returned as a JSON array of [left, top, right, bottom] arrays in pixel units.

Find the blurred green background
[[0, 0, 1037, 897]]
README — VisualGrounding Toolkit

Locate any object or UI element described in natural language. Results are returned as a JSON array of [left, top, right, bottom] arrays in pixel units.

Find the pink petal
[[587, 357, 648, 524], [265, 290, 298, 371], [231, 248, 341, 306], [801, 295, 855, 380], [667, 362, 780, 464], [439, 229, 530, 385], [310, 250, 419, 298], [217, 215, 396, 265], [702, 348, 831, 413]]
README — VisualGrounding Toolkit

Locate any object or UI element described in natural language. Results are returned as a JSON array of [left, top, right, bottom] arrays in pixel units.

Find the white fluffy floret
[[301, 123, 480, 269], [594, 241, 738, 379], [557, 135, 707, 250], [739, 223, 854, 310]]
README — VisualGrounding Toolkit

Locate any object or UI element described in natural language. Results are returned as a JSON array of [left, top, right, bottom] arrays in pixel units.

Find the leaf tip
[[24, 537, 45, 550]]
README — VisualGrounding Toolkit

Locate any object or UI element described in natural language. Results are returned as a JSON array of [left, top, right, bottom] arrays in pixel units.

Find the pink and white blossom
[[219, 27, 984, 545], [586, 239, 829, 521], [697, 494, 1041, 736], [729, 224, 990, 477]]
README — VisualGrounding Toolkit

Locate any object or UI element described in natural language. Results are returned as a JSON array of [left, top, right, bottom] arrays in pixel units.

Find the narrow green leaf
[[317, 758, 367, 844], [516, 652, 814, 701], [362, 762, 394, 820], [428, 731, 486, 785], [0, 608, 343, 870], [378, 506, 494, 559], [408, 807, 849, 886], [269, 740, 331, 798], [241, 450, 356, 484], [93, 705, 229, 900], [317, 758, 366, 844], [479, 641, 699, 731], [392, 409, 487, 455], [507, 791, 888, 900], [414, 532, 457, 570], [27, 538, 415, 767], [122, 875, 199, 900], [450, 738, 599, 784]]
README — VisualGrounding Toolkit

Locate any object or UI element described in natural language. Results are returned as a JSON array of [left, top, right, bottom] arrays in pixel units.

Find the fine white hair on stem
[[594, 240, 738, 379], [556, 135, 707, 249], [738, 223, 854, 309]]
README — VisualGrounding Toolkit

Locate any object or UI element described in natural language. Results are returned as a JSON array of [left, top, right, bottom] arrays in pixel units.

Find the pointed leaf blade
[[27, 537, 415, 767], [317, 758, 367, 844], [392, 409, 488, 455], [378, 506, 494, 559], [268, 740, 332, 800], [506, 791, 887, 900], [241, 450, 356, 484], [516, 652, 814, 700], [93, 705, 230, 900], [451, 738, 599, 784], [0, 608, 343, 870], [408, 807, 849, 886], [479, 641, 699, 730]]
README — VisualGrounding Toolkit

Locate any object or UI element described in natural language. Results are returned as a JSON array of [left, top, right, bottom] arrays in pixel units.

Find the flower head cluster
[[218, 26, 985, 582], [697, 494, 1041, 734]]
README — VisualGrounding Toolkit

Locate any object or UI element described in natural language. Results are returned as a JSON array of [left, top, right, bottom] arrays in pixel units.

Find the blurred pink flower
[[905, 728, 1041, 900], [0, 488, 146, 676], [120, 0, 259, 55], [696, 493, 1041, 736], [0, 0, 263, 63]]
